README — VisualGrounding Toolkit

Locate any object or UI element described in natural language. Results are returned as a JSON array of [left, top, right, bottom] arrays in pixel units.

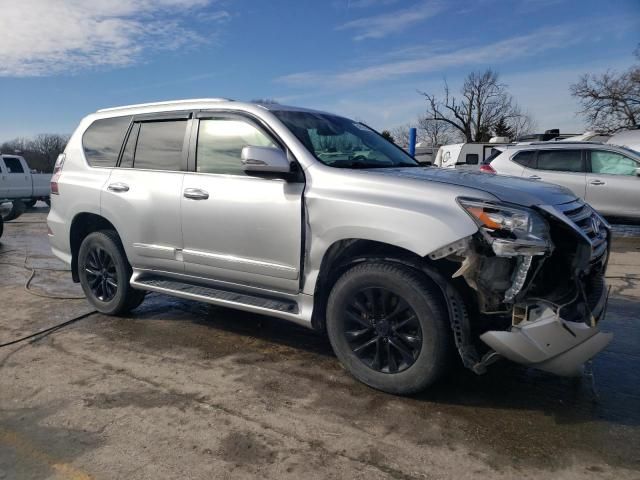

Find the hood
[[368, 167, 576, 207]]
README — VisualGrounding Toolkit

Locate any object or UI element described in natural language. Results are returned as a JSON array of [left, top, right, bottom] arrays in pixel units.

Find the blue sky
[[0, 0, 638, 139]]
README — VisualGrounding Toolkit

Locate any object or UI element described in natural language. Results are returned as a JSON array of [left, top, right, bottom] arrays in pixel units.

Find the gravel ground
[[1, 207, 639, 479]]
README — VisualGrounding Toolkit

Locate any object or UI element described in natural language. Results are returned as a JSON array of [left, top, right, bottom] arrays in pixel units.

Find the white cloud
[[336, 1, 444, 41], [277, 24, 587, 88], [0, 0, 227, 76]]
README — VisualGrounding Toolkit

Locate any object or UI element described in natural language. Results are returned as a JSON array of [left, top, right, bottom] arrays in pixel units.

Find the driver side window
[[590, 150, 638, 176]]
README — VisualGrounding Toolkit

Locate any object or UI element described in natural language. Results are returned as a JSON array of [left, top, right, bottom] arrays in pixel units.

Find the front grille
[[555, 199, 608, 264]]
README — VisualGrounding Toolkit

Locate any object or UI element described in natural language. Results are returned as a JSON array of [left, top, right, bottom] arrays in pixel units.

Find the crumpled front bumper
[[480, 306, 612, 376]]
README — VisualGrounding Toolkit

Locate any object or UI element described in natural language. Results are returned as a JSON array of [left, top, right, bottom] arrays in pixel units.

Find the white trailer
[[434, 138, 511, 169]]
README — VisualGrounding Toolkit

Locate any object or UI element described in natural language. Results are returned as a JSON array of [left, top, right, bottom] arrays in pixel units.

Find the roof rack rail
[[97, 98, 234, 113], [527, 141, 604, 146]]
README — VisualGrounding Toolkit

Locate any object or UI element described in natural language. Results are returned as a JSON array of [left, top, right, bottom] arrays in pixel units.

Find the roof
[[502, 141, 640, 158], [90, 98, 337, 121], [97, 98, 234, 112]]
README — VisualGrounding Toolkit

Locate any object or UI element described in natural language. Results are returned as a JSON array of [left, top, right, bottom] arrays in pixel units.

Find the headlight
[[458, 198, 551, 257]]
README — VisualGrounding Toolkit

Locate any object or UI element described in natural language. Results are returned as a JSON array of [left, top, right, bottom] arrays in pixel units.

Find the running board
[[130, 273, 314, 328]]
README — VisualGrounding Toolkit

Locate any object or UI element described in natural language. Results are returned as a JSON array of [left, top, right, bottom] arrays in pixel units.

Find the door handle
[[183, 188, 209, 200], [528, 175, 541, 180], [107, 182, 130, 192], [589, 179, 605, 186]]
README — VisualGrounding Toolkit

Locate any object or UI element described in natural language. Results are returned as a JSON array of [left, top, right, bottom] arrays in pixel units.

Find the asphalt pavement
[[0, 206, 639, 479]]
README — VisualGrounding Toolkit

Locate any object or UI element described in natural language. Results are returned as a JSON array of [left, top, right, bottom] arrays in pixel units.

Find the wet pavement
[[1, 206, 639, 479]]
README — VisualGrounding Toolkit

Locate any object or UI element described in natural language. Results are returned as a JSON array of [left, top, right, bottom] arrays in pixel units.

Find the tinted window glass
[[273, 110, 418, 169], [83, 116, 131, 167], [512, 151, 536, 168], [134, 121, 187, 171], [537, 150, 583, 172], [591, 150, 638, 176], [465, 153, 479, 165], [485, 148, 502, 164], [3, 157, 24, 173], [196, 118, 277, 175], [120, 123, 139, 169]]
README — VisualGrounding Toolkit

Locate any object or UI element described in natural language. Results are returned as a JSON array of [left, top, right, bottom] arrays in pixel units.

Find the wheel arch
[[310, 238, 481, 372], [311, 239, 443, 330], [69, 212, 118, 282]]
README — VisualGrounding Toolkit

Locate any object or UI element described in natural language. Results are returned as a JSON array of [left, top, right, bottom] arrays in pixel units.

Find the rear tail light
[[479, 164, 496, 174], [50, 153, 66, 195]]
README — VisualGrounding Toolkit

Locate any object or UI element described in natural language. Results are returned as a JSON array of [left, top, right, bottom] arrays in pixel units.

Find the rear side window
[[484, 148, 502, 164], [512, 150, 536, 168], [83, 116, 131, 168], [537, 150, 583, 172], [3, 157, 24, 173], [133, 120, 187, 171]]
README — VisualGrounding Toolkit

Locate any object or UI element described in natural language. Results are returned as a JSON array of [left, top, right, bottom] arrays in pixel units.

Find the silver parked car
[[49, 99, 612, 394], [487, 142, 640, 221]]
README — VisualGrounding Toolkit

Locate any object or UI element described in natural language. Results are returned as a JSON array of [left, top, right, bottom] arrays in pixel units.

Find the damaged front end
[[430, 198, 612, 376]]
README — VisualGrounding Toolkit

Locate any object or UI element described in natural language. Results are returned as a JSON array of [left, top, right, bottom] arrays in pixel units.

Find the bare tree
[[420, 69, 531, 142], [509, 110, 538, 140], [0, 137, 32, 154], [1, 133, 69, 172], [570, 47, 640, 133], [30, 134, 70, 170], [417, 116, 455, 146], [390, 124, 412, 147]]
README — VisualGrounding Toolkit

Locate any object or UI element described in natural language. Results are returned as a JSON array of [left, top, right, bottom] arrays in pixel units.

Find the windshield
[[273, 110, 419, 169]]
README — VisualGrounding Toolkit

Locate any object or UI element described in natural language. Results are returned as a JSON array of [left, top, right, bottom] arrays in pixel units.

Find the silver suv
[[487, 142, 640, 221], [48, 99, 612, 394]]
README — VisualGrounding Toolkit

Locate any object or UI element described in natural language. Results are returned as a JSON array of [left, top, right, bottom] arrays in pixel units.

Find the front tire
[[78, 230, 145, 315], [326, 262, 451, 395]]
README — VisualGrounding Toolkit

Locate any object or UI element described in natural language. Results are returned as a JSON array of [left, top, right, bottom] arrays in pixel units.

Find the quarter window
[[196, 118, 278, 175], [133, 120, 187, 171], [512, 151, 536, 168], [83, 116, 131, 167], [465, 153, 479, 165], [536, 150, 583, 172], [590, 150, 638, 176], [3, 157, 24, 173]]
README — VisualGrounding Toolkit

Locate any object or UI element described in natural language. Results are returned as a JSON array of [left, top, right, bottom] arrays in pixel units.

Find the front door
[[180, 114, 303, 293], [101, 115, 190, 273], [585, 149, 640, 218]]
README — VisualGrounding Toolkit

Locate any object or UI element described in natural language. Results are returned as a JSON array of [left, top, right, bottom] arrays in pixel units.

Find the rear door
[[101, 113, 190, 273], [180, 112, 304, 293], [2, 156, 31, 197], [520, 149, 587, 199], [585, 149, 640, 218]]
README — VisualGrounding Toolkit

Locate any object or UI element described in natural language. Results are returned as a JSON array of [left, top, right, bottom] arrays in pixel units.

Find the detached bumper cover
[[480, 307, 612, 376]]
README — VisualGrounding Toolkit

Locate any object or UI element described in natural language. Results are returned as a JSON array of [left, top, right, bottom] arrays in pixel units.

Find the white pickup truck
[[0, 154, 51, 223]]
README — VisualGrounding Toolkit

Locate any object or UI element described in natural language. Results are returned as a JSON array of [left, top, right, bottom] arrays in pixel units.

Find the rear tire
[[326, 262, 451, 395], [78, 230, 145, 315], [1, 200, 26, 222]]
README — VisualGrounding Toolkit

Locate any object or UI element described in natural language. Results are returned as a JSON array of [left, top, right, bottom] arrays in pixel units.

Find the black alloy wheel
[[84, 246, 118, 302], [344, 287, 422, 373], [326, 262, 451, 394]]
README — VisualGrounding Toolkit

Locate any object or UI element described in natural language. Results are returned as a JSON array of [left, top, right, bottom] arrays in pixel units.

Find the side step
[[132, 275, 299, 314]]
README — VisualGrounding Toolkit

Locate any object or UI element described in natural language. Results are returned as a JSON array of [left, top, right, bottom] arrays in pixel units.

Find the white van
[[434, 138, 511, 169]]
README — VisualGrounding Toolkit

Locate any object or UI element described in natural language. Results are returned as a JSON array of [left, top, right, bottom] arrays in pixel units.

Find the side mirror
[[241, 146, 291, 174]]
